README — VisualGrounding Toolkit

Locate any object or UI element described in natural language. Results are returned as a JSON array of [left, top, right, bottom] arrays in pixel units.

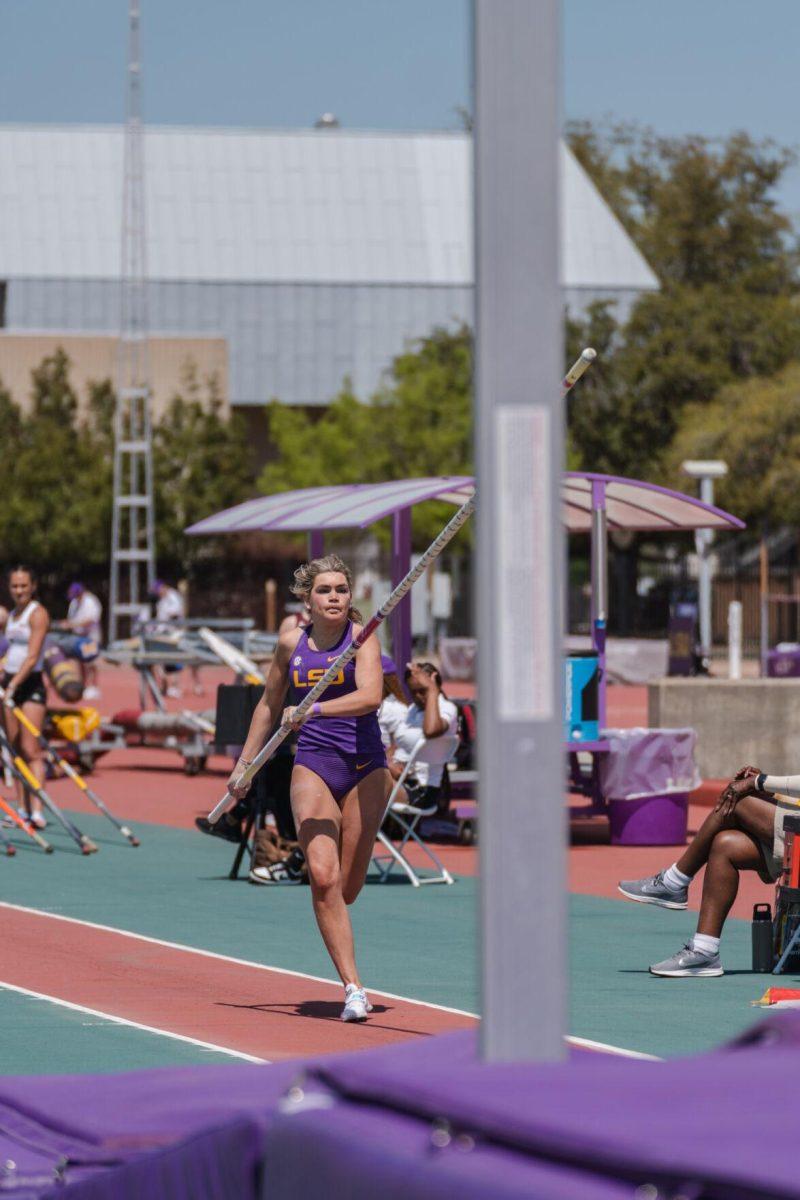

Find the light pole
[[681, 460, 728, 662]]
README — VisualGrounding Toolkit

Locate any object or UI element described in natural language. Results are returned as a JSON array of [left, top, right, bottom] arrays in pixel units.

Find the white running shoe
[[30, 812, 47, 830], [341, 983, 372, 1022], [83, 686, 101, 700]]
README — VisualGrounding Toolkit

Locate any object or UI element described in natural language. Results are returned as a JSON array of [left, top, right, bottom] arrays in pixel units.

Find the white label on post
[[496, 406, 554, 720]]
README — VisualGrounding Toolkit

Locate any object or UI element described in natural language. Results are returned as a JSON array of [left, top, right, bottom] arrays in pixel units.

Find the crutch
[[0, 725, 97, 855], [0, 687, 139, 847], [206, 348, 598, 824], [0, 791, 52, 853]]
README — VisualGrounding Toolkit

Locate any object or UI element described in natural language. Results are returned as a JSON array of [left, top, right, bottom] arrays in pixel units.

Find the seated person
[[384, 661, 458, 812], [619, 765, 795, 977], [377, 654, 408, 748]]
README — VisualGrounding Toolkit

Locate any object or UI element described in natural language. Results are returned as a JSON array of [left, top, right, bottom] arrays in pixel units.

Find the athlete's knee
[[709, 828, 743, 862], [305, 850, 340, 895]]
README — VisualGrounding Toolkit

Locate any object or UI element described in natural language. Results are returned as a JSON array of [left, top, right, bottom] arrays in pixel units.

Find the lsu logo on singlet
[[292, 667, 345, 689]]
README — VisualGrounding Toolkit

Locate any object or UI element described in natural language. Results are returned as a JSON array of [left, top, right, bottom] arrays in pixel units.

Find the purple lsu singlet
[[290, 622, 384, 758]]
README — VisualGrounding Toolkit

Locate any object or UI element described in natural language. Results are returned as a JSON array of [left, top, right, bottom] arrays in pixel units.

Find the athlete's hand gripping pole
[[0, 686, 139, 847], [207, 495, 476, 823]]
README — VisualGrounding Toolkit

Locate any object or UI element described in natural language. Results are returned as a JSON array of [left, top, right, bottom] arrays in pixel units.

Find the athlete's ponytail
[[291, 554, 363, 624]]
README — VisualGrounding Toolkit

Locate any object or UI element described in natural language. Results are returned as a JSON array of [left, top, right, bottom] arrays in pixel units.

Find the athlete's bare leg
[[695, 829, 765, 938], [676, 793, 776, 878], [339, 768, 392, 906], [673, 794, 777, 939], [18, 700, 46, 820], [291, 765, 359, 986]]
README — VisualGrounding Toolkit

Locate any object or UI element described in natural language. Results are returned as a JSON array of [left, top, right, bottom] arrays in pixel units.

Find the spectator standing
[[65, 582, 103, 699]]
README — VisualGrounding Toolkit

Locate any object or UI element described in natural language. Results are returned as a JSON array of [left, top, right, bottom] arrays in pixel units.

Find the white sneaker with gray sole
[[650, 943, 723, 977], [618, 870, 688, 910], [341, 984, 373, 1022]]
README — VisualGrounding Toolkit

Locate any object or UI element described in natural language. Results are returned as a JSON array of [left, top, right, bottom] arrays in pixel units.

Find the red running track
[[0, 905, 475, 1061]]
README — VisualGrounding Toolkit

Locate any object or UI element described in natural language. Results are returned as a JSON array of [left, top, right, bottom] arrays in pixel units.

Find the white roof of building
[[0, 124, 657, 291]]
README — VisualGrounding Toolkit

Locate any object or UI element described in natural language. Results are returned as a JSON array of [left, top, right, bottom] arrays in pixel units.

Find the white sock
[[692, 933, 720, 956], [662, 863, 692, 893]]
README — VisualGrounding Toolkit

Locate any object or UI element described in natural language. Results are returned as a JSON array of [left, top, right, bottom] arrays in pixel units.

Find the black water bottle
[[752, 903, 773, 973]]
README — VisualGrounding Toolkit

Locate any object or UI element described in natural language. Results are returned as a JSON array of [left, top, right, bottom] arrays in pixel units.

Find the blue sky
[[1, 0, 799, 217]]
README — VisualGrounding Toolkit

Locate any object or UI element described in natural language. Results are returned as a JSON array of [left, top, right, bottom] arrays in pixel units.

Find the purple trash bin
[[608, 791, 688, 846]]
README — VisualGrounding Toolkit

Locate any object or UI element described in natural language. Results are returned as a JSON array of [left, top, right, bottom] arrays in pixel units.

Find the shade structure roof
[[185, 473, 744, 536]]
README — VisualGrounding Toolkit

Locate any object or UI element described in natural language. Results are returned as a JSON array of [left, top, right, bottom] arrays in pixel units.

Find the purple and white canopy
[[185, 473, 744, 536]]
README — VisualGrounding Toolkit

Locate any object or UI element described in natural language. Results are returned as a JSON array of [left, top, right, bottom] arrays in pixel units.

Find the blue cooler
[[564, 653, 599, 743]]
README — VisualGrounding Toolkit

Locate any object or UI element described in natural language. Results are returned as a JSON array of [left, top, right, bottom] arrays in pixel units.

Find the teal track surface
[[1, 811, 795, 1069], [0, 987, 241, 1074]]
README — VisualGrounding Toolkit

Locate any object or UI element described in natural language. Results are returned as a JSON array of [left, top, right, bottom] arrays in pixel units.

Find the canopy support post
[[391, 507, 412, 671], [591, 479, 608, 731]]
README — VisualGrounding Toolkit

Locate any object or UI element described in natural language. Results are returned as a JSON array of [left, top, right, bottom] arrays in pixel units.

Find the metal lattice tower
[[109, 0, 156, 642]]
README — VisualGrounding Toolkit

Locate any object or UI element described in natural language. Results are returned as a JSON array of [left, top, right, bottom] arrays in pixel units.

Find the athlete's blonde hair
[[290, 554, 363, 624]]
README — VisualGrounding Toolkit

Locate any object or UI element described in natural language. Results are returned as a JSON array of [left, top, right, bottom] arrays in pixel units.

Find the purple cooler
[[599, 727, 699, 846], [766, 645, 800, 678]]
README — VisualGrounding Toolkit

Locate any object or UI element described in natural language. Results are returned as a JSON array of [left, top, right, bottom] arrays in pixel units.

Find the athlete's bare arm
[[226, 627, 301, 798]]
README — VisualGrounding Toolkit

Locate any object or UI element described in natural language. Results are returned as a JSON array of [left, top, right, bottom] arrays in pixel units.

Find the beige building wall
[[0, 332, 229, 419]]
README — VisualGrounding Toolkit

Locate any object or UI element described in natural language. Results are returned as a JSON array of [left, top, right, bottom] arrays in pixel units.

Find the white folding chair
[[372, 734, 459, 886]]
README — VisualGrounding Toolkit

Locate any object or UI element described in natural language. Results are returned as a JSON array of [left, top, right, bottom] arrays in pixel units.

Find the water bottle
[[752, 903, 773, 972]]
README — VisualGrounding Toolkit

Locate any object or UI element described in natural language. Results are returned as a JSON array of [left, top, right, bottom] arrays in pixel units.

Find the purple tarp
[[599, 726, 701, 800], [3, 1015, 800, 1198]]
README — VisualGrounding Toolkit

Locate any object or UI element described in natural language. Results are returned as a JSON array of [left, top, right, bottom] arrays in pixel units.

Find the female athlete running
[[226, 554, 390, 1021]]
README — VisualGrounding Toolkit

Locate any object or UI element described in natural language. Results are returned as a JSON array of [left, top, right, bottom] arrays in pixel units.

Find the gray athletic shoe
[[618, 870, 688, 910], [650, 943, 723, 977]]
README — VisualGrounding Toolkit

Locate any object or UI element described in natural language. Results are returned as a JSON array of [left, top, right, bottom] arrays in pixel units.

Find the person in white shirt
[[65, 582, 103, 699], [385, 661, 458, 810], [148, 580, 187, 698], [377, 654, 408, 750], [1, 566, 50, 828]]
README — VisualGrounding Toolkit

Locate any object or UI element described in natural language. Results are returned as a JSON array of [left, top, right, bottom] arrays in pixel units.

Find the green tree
[[665, 363, 800, 529], [0, 349, 110, 567], [153, 364, 255, 563], [258, 326, 473, 544], [564, 123, 800, 480]]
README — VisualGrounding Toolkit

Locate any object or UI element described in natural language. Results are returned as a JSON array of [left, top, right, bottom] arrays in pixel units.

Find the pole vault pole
[[205, 342, 595, 829], [206, 497, 475, 823]]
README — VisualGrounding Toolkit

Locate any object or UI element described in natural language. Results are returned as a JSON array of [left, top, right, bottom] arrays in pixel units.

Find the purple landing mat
[[4, 1016, 800, 1198]]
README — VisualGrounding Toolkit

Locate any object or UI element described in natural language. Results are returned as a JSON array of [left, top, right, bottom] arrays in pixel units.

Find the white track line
[[0, 901, 659, 1061], [0, 980, 267, 1063]]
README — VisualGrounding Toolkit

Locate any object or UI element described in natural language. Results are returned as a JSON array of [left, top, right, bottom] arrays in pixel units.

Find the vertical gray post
[[474, 0, 565, 1060], [697, 477, 714, 657]]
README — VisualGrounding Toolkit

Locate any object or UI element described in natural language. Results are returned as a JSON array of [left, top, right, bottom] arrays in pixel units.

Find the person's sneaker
[[166, 686, 183, 699], [195, 815, 241, 844], [248, 850, 306, 886], [29, 812, 47, 831], [341, 984, 373, 1022], [83, 686, 101, 700], [618, 871, 688, 910], [650, 943, 724, 977]]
